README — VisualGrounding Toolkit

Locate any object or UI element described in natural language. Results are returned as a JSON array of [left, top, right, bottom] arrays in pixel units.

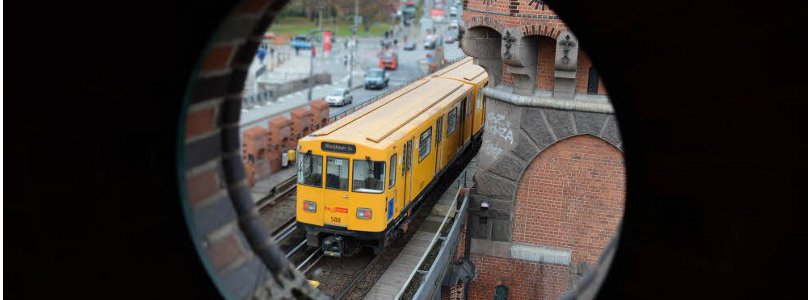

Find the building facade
[[458, 1, 625, 299]]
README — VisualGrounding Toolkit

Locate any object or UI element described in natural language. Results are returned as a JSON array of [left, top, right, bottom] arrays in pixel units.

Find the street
[[239, 0, 464, 136]]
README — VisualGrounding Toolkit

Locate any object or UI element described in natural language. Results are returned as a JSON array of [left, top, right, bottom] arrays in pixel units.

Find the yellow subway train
[[295, 57, 488, 257]]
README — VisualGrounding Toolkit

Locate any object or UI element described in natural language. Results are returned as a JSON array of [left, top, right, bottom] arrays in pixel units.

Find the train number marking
[[330, 216, 342, 223]]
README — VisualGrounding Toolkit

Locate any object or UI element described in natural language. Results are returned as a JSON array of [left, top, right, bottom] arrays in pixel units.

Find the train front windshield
[[352, 160, 385, 193], [297, 152, 323, 187], [297, 151, 386, 194]]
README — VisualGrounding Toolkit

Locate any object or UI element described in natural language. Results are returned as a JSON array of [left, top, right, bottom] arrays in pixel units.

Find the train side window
[[418, 127, 432, 162], [325, 157, 349, 191], [447, 107, 458, 136], [389, 154, 397, 188]]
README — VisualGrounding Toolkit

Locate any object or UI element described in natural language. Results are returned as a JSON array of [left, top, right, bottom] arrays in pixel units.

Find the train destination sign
[[321, 142, 356, 154]]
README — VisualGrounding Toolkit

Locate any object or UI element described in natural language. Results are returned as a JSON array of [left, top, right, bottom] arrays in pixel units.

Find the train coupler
[[322, 235, 359, 257]]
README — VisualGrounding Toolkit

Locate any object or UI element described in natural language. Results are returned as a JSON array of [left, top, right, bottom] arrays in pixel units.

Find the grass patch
[[268, 16, 393, 39]]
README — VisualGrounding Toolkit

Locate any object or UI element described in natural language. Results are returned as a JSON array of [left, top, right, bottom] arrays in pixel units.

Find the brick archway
[[514, 25, 563, 40], [470, 134, 624, 300], [180, 0, 326, 298], [464, 16, 506, 34], [513, 135, 625, 264]]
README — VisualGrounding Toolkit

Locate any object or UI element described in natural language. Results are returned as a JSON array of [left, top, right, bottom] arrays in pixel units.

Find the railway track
[[254, 137, 479, 299], [333, 254, 384, 300], [310, 138, 480, 299], [256, 175, 297, 210]]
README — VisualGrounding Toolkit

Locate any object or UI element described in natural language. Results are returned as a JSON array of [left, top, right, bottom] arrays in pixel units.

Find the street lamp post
[[347, 0, 358, 90], [307, 29, 320, 102], [307, 46, 314, 102]]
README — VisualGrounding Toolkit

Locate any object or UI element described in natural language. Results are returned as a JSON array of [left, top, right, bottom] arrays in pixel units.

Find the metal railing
[[326, 55, 468, 123], [396, 187, 470, 300], [242, 89, 276, 110]]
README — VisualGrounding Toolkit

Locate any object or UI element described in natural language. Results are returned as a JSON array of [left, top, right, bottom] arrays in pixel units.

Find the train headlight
[[303, 200, 317, 212], [356, 208, 372, 220]]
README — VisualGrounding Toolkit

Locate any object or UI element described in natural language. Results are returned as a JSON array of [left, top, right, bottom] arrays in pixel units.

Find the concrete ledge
[[470, 238, 572, 266], [484, 85, 614, 113], [510, 243, 571, 265]]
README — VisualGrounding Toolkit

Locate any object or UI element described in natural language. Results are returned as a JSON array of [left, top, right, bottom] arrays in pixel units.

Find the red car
[[379, 50, 398, 70]]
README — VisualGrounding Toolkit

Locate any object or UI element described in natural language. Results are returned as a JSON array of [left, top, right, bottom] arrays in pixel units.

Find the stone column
[[554, 31, 580, 99], [461, 26, 503, 85], [501, 28, 539, 96]]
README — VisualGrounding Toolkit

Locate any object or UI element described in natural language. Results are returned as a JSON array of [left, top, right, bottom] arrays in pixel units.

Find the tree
[[331, 0, 396, 31]]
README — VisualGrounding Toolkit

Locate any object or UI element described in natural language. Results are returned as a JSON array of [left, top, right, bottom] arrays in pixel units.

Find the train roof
[[303, 58, 485, 151], [431, 56, 487, 84], [306, 79, 470, 149]]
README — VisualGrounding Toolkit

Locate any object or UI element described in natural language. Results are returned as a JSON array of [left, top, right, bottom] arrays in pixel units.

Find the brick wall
[[463, 3, 612, 98], [463, 3, 568, 32], [469, 255, 570, 300], [513, 135, 624, 265], [575, 51, 608, 95], [537, 37, 556, 90], [466, 134, 624, 300], [461, 2, 620, 299]]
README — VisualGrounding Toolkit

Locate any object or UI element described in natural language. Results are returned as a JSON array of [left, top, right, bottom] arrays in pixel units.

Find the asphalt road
[[239, 1, 464, 136]]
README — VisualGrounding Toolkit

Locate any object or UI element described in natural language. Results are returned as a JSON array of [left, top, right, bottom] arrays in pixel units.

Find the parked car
[[449, 6, 458, 17], [364, 68, 389, 90], [403, 41, 417, 51], [290, 35, 312, 50], [326, 88, 353, 106]]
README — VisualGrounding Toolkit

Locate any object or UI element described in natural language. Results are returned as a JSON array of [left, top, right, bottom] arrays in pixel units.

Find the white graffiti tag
[[481, 112, 516, 160], [486, 113, 515, 144]]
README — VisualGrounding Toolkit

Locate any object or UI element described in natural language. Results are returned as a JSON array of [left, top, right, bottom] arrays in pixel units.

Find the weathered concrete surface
[[477, 100, 522, 170]]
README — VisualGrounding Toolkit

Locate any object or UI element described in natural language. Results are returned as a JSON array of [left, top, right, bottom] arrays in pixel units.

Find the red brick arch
[[516, 25, 563, 40], [513, 134, 624, 269], [464, 15, 506, 34]]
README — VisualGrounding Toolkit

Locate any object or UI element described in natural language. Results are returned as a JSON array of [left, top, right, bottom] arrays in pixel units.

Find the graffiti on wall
[[481, 112, 515, 160]]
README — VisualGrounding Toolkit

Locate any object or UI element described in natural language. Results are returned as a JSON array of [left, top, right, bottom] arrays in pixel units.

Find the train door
[[387, 152, 398, 224], [323, 156, 351, 228], [459, 97, 467, 143], [434, 116, 444, 174], [402, 139, 414, 207]]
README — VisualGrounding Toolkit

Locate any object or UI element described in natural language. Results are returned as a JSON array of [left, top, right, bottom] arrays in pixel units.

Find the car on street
[[364, 67, 389, 90], [424, 34, 438, 49], [290, 35, 313, 50], [449, 6, 458, 17], [379, 50, 399, 70], [326, 88, 353, 106], [430, 7, 445, 22], [445, 30, 458, 43], [403, 41, 417, 51]]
